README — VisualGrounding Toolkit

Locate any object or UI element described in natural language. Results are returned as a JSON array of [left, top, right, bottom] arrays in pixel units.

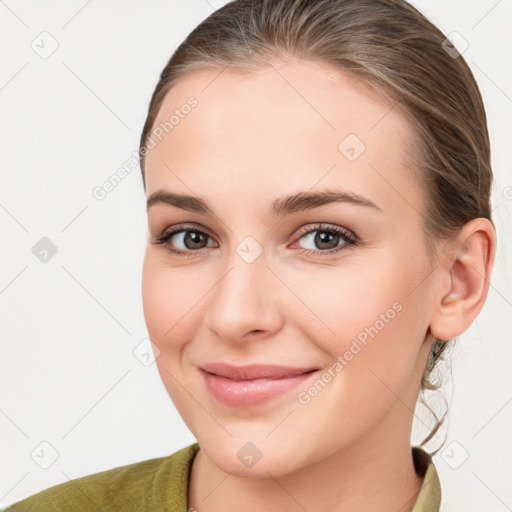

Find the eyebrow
[[146, 189, 383, 215]]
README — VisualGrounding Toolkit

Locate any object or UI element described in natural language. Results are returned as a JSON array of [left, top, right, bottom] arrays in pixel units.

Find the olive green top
[[2, 443, 441, 511]]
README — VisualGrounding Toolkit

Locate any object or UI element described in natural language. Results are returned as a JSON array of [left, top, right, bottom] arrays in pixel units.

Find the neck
[[188, 405, 424, 512]]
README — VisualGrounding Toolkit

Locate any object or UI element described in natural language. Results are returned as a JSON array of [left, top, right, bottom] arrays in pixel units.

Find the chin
[[195, 431, 318, 479]]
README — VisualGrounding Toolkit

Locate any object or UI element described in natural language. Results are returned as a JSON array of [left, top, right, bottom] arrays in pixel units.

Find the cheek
[[141, 252, 205, 347], [288, 262, 403, 342], [141, 252, 206, 412], [293, 258, 426, 388], [285, 262, 427, 445]]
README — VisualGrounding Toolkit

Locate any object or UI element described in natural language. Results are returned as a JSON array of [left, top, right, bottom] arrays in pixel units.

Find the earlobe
[[429, 218, 496, 340]]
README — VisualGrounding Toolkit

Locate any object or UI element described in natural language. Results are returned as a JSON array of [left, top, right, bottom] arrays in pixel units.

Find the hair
[[139, 0, 494, 452]]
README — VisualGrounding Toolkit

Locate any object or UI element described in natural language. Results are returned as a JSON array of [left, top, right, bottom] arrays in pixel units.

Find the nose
[[204, 252, 284, 344]]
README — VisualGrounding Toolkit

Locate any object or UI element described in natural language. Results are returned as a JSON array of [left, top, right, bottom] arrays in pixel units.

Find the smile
[[199, 363, 319, 407]]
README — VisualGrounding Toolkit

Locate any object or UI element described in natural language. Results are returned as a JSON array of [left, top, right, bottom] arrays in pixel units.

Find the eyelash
[[150, 222, 358, 258]]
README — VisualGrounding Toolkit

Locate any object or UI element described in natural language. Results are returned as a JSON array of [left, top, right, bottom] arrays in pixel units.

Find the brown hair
[[139, 0, 494, 452]]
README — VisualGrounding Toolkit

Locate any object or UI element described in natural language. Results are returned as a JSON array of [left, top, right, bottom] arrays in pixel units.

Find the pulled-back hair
[[139, 0, 494, 452]]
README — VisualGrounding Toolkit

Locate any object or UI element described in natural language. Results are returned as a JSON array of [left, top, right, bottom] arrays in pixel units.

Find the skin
[[141, 58, 495, 511]]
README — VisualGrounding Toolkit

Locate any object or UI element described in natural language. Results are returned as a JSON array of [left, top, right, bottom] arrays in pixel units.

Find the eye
[[151, 222, 358, 258], [150, 223, 217, 257], [293, 223, 358, 256]]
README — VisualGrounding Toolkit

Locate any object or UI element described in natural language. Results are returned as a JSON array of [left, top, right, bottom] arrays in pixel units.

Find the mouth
[[199, 363, 320, 407]]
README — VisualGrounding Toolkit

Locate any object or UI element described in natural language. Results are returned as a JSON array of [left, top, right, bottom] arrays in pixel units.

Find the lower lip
[[200, 369, 318, 407]]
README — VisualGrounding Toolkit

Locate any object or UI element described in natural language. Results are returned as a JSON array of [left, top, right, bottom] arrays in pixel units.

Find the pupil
[[185, 231, 205, 249], [181, 230, 340, 251], [316, 231, 337, 249]]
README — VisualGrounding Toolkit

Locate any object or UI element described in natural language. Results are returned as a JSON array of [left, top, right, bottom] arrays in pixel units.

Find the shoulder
[[411, 446, 442, 512], [2, 442, 200, 512]]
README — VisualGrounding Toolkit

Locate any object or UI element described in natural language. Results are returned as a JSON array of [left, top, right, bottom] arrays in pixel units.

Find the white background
[[1, 1, 511, 510]]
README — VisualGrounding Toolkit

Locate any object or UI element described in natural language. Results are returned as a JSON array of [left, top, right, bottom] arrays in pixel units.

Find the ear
[[429, 218, 496, 340]]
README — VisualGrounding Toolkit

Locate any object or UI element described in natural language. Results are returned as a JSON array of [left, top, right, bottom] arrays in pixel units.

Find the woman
[[3, 0, 496, 510]]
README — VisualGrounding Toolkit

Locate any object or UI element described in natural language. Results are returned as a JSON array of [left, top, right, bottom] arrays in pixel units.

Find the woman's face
[[142, 59, 438, 476]]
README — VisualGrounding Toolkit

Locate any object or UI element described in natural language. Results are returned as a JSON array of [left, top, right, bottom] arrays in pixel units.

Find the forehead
[[143, 59, 422, 214]]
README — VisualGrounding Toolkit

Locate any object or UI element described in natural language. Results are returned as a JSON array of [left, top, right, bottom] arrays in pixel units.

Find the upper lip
[[199, 362, 319, 381]]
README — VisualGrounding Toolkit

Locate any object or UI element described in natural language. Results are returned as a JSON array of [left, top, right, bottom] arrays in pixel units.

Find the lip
[[199, 363, 319, 407]]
